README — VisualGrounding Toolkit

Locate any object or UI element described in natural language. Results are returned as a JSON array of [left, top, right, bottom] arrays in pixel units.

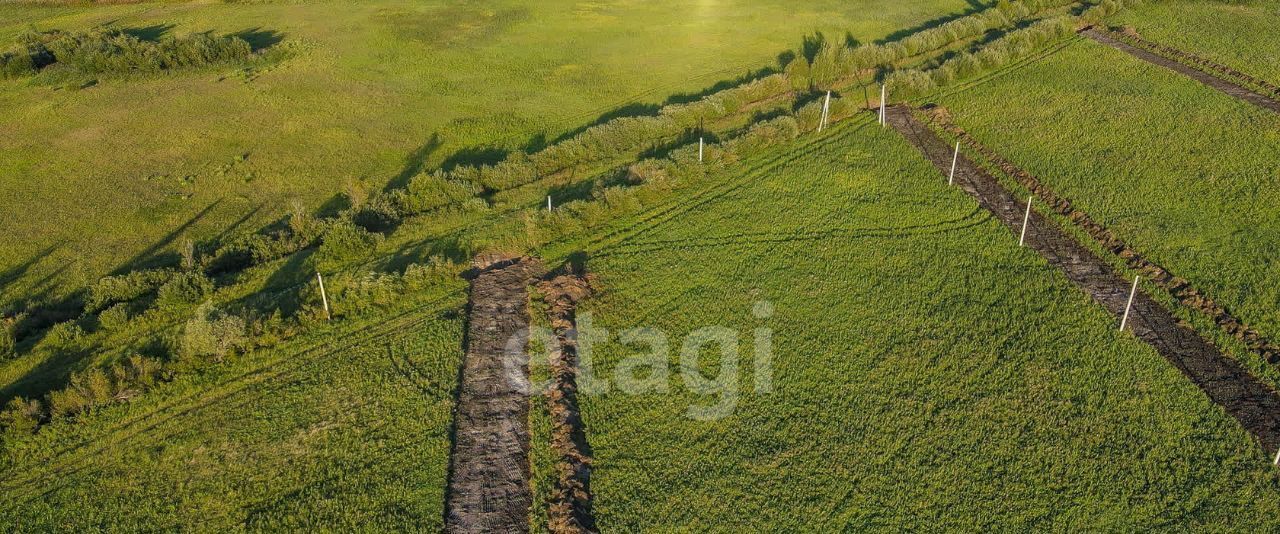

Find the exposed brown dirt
[[887, 105, 1280, 455], [537, 268, 598, 534], [1082, 28, 1280, 114], [922, 106, 1280, 367], [445, 255, 545, 534]]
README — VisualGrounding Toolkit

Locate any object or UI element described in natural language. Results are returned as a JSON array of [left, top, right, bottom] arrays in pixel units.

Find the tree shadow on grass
[[878, 0, 992, 44], [111, 199, 224, 276], [122, 24, 174, 42], [440, 145, 509, 172], [384, 133, 443, 192], [550, 102, 662, 145], [232, 27, 285, 51]]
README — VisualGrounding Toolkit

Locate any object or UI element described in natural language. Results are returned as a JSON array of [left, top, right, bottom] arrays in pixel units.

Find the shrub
[[0, 317, 14, 361], [0, 398, 42, 436], [314, 219, 383, 271], [394, 171, 483, 215], [784, 58, 811, 91], [351, 194, 401, 233], [86, 269, 175, 313], [180, 302, 246, 362], [155, 271, 214, 309], [97, 304, 131, 331], [10, 28, 255, 77]]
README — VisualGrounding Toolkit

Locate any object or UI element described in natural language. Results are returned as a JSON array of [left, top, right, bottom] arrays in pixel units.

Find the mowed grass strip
[[935, 39, 1280, 364], [564, 116, 1280, 530]]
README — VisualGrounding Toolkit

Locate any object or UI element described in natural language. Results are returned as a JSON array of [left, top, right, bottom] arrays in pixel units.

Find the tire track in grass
[[445, 256, 543, 533], [1082, 28, 1280, 115], [886, 104, 1280, 455]]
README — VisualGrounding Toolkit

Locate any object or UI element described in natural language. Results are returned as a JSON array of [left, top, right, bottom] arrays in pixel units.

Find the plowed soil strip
[[1082, 28, 1280, 114], [539, 273, 597, 533], [887, 105, 1280, 454], [445, 257, 543, 533]]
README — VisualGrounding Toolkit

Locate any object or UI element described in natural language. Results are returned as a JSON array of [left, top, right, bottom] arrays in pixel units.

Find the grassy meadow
[[3, 0, 1280, 530], [932, 37, 1280, 373], [566, 115, 1280, 529], [0, 0, 978, 306]]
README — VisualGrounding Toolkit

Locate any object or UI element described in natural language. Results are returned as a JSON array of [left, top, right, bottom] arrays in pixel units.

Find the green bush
[[9, 28, 254, 77], [314, 219, 383, 271], [86, 269, 175, 313], [155, 272, 214, 309], [180, 302, 247, 363], [394, 171, 483, 215], [0, 398, 42, 437]]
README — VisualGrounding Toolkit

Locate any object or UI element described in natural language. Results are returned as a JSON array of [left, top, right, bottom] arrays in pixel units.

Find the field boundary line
[[921, 106, 1280, 367], [1081, 28, 1280, 114], [887, 104, 1280, 455]]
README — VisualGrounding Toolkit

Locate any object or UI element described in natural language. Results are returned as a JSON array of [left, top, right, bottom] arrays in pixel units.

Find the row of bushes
[[0, 251, 468, 443], [884, 16, 1080, 98], [789, 0, 1082, 89], [0, 28, 253, 79]]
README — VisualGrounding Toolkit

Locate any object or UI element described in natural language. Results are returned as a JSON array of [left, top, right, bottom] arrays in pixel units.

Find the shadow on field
[[440, 145, 508, 171], [550, 102, 661, 145], [232, 27, 285, 51], [112, 199, 224, 276], [879, 0, 991, 44], [385, 134, 443, 192], [122, 24, 174, 42], [663, 66, 778, 106]]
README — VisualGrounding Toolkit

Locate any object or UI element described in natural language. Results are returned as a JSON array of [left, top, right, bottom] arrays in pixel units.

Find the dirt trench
[[886, 105, 1280, 455], [537, 271, 598, 534], [1082, 28, 1280, 114], [445, 255, 545, 534]]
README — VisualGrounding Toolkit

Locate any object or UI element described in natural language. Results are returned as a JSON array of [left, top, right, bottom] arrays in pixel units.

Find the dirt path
[[445, 256, 544, 533], [1082, 29, 1280, 114], [538, 272, 597, 534], [886, 105, 1280, 455]]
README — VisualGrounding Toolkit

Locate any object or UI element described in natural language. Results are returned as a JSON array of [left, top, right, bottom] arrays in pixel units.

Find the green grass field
[[565, 115, 1279, 529], [934, 36, 1280, 370], [1115, 0, 1280, 83], [0, 0, 976, 306], [3, 0, 1280, 530]]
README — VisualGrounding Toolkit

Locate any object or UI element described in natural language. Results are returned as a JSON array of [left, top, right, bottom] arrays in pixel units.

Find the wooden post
[[699, 137, 704, 162], [1018, 195, 1032, 247], [948, 141, 960, 185], [1273, 446, 1280, 466], [316, 272, 331, 321], [547, 195, 552, 211], [1120, 275, 1140, 332], [819, 90, 831, 132]]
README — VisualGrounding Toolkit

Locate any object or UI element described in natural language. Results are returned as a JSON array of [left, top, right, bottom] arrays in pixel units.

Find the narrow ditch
[[886, 105, 1280, 455], [445, 255, 545, 534], [537, 269, 597, 533], [1081, 28, 1280, 114], [921, 106, 1280, 366]]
